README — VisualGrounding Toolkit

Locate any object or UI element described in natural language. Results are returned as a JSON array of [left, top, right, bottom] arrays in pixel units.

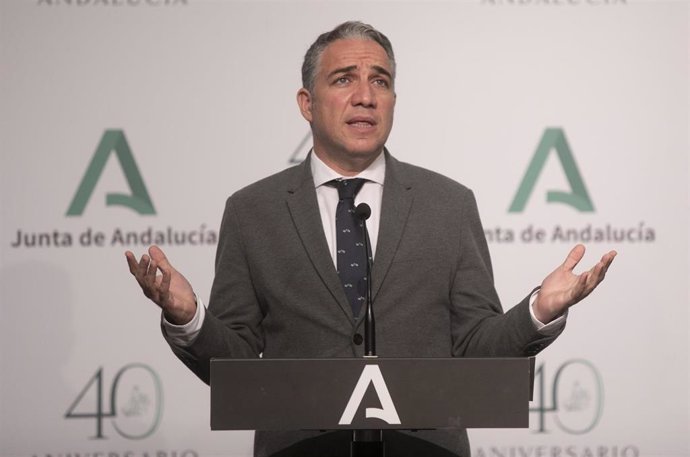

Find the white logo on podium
[[338, 365, 401, 425]]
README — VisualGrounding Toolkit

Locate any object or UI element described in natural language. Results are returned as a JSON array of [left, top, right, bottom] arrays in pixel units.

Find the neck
[[312, 148, 382, 177]]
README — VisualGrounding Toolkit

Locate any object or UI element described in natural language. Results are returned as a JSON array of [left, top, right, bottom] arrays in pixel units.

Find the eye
[[334, 76, 351, 85], [373, 78, 390, 88]]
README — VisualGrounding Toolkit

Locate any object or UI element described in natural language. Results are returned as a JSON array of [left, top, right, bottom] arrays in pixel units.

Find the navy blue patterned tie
[[333, 178, 368, 317]]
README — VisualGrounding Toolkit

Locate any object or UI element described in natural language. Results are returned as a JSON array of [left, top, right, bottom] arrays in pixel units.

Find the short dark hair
[[301, 21, 396, 93]]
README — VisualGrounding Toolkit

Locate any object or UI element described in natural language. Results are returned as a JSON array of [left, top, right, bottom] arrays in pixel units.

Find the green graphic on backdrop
[[509, 128, 594, 213], [66, 130, 156, 216]]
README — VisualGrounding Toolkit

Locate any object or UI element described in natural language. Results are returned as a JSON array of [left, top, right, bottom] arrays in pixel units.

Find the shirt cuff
[[529, 289, 567, 335], [161, 295, 205, 347]]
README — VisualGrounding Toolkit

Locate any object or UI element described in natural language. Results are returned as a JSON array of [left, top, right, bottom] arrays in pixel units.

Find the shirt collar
[[310, 150, 386, 188]]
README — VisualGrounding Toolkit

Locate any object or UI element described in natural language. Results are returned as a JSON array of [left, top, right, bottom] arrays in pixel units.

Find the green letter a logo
[[66, 130, 156, 216], [509, 128, 594, 213]]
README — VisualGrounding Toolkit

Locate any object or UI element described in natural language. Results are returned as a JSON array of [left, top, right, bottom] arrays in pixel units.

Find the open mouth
[[347, 118, 376, 129]]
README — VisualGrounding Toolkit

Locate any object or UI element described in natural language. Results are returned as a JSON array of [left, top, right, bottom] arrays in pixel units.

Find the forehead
[[318, 38, 392, 75]]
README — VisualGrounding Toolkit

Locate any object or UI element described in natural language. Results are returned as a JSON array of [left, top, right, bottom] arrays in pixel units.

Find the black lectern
[[210, 357, 534, 431]]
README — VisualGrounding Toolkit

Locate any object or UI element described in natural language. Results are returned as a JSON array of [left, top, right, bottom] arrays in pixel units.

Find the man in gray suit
[[126, 21, 616, 457]]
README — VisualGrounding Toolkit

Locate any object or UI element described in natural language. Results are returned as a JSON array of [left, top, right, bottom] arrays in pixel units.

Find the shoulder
[[226, 161, 309, 207], [387, 154, 475, 203]]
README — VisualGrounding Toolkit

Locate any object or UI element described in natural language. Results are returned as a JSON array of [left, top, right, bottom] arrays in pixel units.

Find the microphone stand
[[362, 212, 375, 358], [351, 203, 384, 457]]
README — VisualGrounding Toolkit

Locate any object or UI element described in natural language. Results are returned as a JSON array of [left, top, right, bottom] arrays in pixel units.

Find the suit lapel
[[371, 152, 414, 301], [285, 156, 354, 321]]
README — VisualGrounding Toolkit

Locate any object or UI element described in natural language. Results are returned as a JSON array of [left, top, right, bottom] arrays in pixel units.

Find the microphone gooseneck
[[355, 203, 375, 358], [352, 202, 382, 454]]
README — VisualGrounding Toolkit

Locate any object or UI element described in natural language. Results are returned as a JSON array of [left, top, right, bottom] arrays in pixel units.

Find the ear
[[296, 88, 313, 122]]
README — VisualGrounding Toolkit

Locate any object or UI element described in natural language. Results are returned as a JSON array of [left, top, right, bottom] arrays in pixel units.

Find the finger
[[149, 245, 173, 272], [126, 253, 149, 290], [159, 266, 172, 305], [590, 251, 616, 283], [562, 244, 586, 272], [149, 246, 174, 287], [144, 258, 159, 294], [601, 250, 617, 271], [125, 251, 139, 275], [585, 262, 604, 291], [582, 256, 612, 296], [130, 254, 151, 285], [571, 270, 592, 303], [138, 254, 150, 277]]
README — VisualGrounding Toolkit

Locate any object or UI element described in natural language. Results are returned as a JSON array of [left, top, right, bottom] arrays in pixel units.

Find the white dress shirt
[[311, 151, 385, 267]]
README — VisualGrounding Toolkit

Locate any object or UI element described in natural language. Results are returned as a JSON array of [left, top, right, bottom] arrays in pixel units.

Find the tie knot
[[333, 178, 366, 201]]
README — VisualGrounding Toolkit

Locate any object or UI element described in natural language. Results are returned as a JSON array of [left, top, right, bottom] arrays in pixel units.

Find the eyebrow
[[327, 65, 393, 81], [327, 65, 357, 79], [371, 65, 393, 80]]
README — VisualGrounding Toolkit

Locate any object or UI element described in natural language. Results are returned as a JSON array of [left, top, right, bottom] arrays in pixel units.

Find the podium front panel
[[210, 358, 532, 431]]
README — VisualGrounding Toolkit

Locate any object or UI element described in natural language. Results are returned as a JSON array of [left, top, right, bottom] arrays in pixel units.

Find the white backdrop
[[1, 1, 688, 456]]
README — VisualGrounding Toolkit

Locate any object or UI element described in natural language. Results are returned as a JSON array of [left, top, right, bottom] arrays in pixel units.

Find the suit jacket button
[[353, 333, 363, 345]]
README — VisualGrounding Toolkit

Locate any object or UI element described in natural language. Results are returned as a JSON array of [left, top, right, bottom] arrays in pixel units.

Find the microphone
[[355, 203, 371, 221], [355, 203, 375, 358]]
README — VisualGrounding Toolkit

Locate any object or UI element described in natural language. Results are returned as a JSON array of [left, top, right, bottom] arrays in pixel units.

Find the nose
[[351, 81, 376, 108]]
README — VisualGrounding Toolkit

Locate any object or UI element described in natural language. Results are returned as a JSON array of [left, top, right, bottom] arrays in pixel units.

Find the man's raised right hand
[[125, 245, 197, 325]]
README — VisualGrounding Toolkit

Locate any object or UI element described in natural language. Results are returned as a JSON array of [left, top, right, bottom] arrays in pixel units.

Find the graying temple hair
[[301, 21, 396, 94]]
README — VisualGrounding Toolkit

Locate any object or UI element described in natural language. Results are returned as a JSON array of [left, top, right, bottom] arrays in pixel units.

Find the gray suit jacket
[[168, 152, 561, 456]]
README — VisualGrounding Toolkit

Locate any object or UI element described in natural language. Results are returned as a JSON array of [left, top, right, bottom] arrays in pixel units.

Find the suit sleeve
[[450, 190, 562, 357], [165, 197, 265, 384]]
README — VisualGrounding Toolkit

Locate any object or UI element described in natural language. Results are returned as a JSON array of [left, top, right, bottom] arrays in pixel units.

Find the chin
[[345, 142, 384, 157], [346, 149, 382, 161]]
